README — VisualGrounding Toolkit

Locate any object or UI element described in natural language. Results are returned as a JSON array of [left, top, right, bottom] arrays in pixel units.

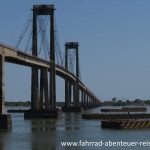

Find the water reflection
[[0, 131, 6, 150], [0, 112, 85, 150], [0, 113, 83, 150], [29, 113, 81, 150], [1, 107, 150, 150], [58, 113, 82, 150], [31, 119, 57, 132], [30, 118, 57, 150], [65, 113, 80, 130]]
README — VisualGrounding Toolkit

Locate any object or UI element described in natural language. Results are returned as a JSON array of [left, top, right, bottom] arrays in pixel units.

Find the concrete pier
[[0, 55, 12, 129], [25, 5, 58, 118], [0, 114, 12, 129], [0, 55, 5, 115], [24, 109, 60, 119], [82, 113, 150, 120], [63, 42, 82, 112], [101, 120, 150, 129], [101, 107, 147, 112]]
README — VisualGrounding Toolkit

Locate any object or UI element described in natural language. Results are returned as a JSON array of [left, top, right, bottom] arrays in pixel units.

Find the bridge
[[0, 5, 101, 129]]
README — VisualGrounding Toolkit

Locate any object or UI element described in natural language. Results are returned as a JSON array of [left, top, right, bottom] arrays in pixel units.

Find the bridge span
[[0, 4, 101, 129], [0, 43, 100, 101]]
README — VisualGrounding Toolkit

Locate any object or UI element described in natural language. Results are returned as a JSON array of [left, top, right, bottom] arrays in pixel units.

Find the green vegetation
[[5, 101, 31, 106], [6, 99, 150, 107], [102, 97, 150, 106], [5, 101, 65, 107]]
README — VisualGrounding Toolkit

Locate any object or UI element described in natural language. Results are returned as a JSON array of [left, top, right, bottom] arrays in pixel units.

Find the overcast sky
[[1, 0, 150, 101]]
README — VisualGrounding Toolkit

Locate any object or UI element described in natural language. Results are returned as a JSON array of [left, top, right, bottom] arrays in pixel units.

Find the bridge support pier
[[92, 97, 94, 108], [24, 5, 59, 119], [83, 92, 86, 109], [83, 93, 89, 110], [67, 82, 82, 112], [88, 96, 91, 109], [90, 96, 92, 108], [0, 55, 12, 129], [31, 67, 39, 110], [39, 69, 44, 110], [64, 81, 72, 107], [42, 69, 49, 110], [62, 82, 82, 112], [81, 90, 84, 107], [87, 94, 89, 109], [24, 68, 59, 119], [62, 42, 82, 112], [40, 68, 49, 110]]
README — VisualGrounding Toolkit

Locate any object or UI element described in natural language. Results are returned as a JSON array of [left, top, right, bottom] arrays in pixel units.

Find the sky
[[1, 0, 150, 101]]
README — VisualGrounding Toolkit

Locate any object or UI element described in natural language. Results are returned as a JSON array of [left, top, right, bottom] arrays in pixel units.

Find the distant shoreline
[[5, 100, 150, 107], [5, 101, 65, 107], [5, 101, 31, 107]]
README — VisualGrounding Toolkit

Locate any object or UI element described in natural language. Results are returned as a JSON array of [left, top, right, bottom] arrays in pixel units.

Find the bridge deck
[[0, 43, 99, 100]]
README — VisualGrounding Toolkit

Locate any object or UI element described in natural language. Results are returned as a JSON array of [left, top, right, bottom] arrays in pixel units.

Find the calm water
[[0, 107, 150, 150]]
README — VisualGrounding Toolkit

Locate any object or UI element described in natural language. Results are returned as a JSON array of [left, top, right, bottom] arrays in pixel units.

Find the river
[[0, 107, 150, 150]]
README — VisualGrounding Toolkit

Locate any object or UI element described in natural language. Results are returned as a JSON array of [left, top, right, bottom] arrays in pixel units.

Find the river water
[[0, 107, 150, 150]]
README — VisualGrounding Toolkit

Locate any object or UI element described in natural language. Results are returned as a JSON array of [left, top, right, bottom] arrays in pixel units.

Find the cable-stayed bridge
[[0, 5, 101, 129]]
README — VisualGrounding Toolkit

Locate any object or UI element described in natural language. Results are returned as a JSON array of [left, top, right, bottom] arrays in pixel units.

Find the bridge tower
[[24, 5, 58, 118], [62, 42, 82, 112]]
